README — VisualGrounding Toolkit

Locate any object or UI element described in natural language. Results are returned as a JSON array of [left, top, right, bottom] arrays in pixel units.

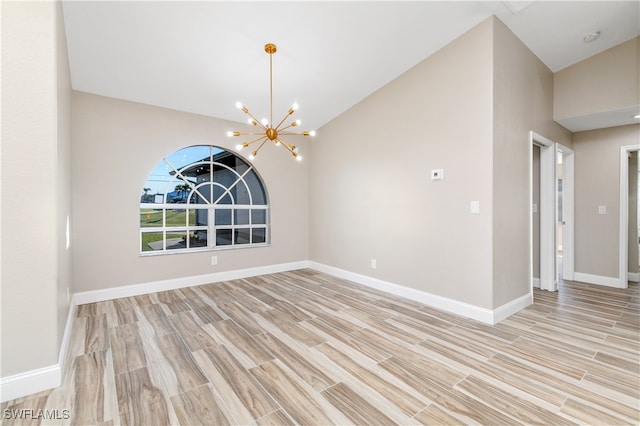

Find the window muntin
[[140, 146, 269, 254]]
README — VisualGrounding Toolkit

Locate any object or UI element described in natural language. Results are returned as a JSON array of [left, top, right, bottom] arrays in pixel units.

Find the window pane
[[182, 162, 210, 182], [228, 154, 250, 175], [165, 209, 187, 226], [189, 231, 207, 248], [166, 232, 187, 250], [140, 188, 157, 203], [215, 209, 231, 225], [213, 185, 234, 204], [216, 229, 232, 246], [234, 228, 251, 244], [213, 164, 238, 188], [166, 177, 194, 204], [217, 193, 233, 205], [141, 232, 164, 251], [140, 209, 163, 227], [143, 166, 173, 203], [234, 181, 251, 205], [189, 209, 208, 226], [251, 209, 266, 225], [213, 184, 225, 202], [244, 170, 266, 204], [188, 190, 208, 205], [165, 146, 211, 170], [234, 209, 250, 225], [252, 228, 266, 244]]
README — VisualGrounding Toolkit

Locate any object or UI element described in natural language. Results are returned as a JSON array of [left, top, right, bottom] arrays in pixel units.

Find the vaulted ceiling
[[62, 1, 639, 132]]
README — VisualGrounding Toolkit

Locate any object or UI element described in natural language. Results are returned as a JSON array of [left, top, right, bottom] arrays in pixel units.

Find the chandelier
[[227, 43, 315, 161]]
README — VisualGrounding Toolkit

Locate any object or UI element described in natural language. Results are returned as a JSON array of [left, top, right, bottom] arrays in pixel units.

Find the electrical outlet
[[211, 256, 218, 266], [430, 169, 444, 180], [370, 259, 377, 269]]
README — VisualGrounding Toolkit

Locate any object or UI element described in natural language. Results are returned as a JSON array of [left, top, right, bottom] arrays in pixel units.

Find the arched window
[[140, 145, 269, 254]]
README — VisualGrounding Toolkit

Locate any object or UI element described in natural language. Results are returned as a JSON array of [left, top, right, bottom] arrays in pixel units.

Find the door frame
[[619, 145, 639, 288], [531, 132, 555, 291], [530, 131, 574, 291], [558, 144, 575, 283]]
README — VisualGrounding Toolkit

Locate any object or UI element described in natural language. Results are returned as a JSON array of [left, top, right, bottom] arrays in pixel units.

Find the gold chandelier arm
[[276, 138, 300, 158], [252, 138, 269, 158], [233, 132, 272, 137], [278, 131, 314, 136], [277, 122, 296, 132], [240, 106, 268, 131], [241, 135, 269, 147], [274, 107, 295, 131], [279, 140, 294, 154]]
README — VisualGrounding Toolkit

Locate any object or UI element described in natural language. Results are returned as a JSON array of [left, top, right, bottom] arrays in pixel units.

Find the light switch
[[471, 201, 480, 214], [598, 205, 606, 215], [431, 169, 444, 180]]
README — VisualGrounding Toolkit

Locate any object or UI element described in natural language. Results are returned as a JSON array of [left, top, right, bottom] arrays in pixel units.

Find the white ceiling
[[62, 1, 640, 133]]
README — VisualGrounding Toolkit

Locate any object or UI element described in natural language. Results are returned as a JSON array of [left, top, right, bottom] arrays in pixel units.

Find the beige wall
[[56, 1, 73, 353], [492, 18, 572, 307], [1, 1, 65, 377], [573, 124, 640, 279], [310, 16, 572, 310], [629, 151, 639, 279], [554, 37, 639, 121], [310, 19, 495, 308], [71, 92, 309, 292]]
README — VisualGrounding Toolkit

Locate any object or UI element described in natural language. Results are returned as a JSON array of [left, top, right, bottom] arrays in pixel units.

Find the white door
[[556, 144, 574, 284]]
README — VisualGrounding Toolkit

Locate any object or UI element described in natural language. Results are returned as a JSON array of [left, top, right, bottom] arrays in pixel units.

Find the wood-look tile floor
[[2, 269, 639, 425]]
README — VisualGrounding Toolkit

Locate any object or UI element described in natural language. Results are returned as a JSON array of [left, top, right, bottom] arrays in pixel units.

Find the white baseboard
[[74, 260, 532, 324], [493, 292, 533, 324], [0, 365, 60, 404], [574, 272, 625, 288], [627, 272, 639, 282], [532, 277, 540, 288], [74, 261, 310, 305], [309, 262, 531, 325], [0, 303, 77, 403]]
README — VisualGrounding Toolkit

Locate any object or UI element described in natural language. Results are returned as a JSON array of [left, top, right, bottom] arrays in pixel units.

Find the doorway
[[620, 146, 640, 287], [530, 132, 574, 292]]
